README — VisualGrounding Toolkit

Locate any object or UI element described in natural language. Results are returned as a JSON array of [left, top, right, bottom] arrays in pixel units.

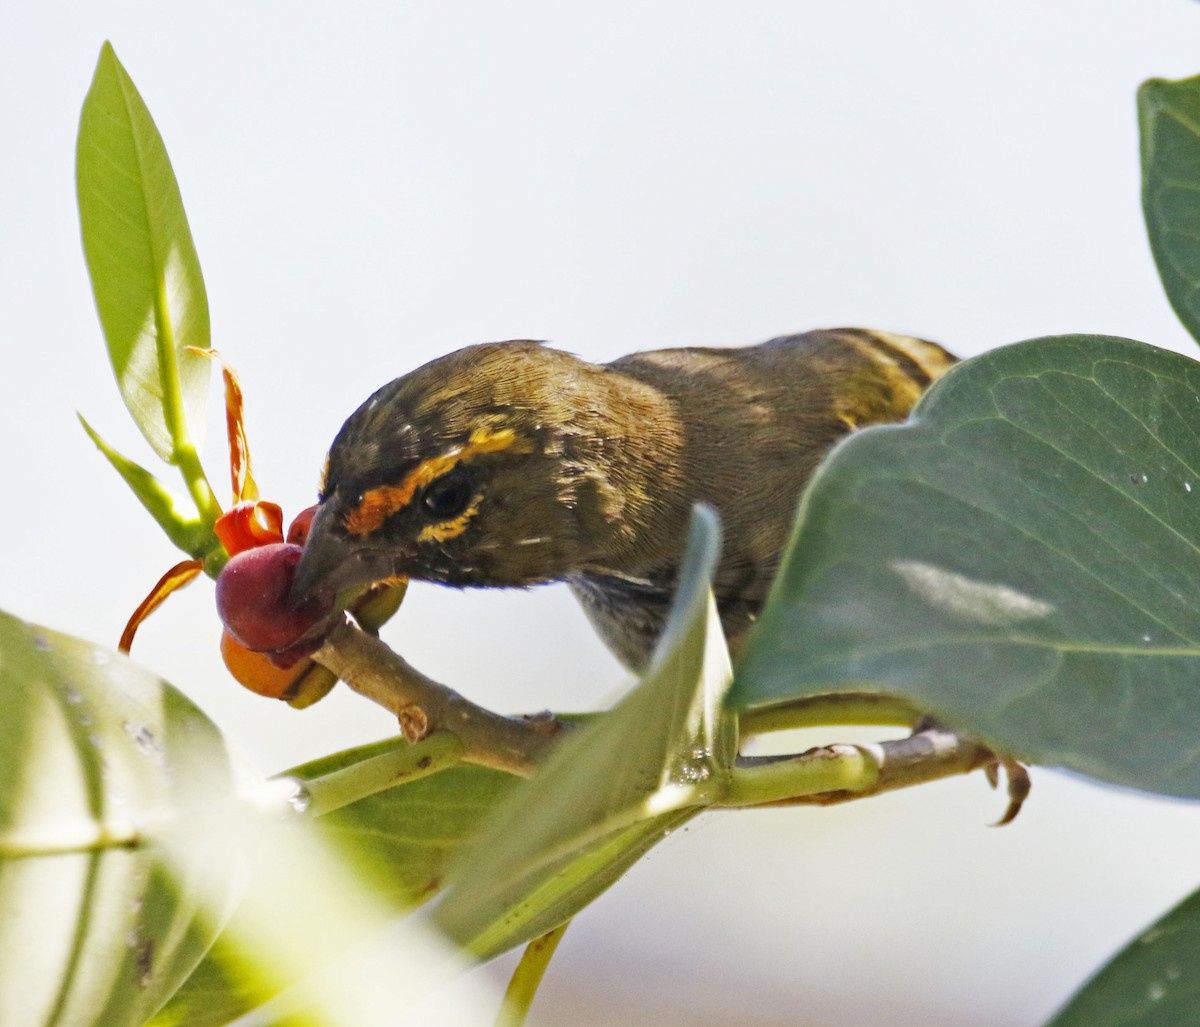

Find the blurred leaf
[[434, 506, 736, 959], [295, 738, 519, 910], [735, 334, 1200, 798], [76, 42, 211, 464], [153, 738, 516, 1026], [150, 772, 504, 1027], [0, 611, 241, 1027], [1140, 73, 1200, 345], [1049, 887, 1200, 1026]]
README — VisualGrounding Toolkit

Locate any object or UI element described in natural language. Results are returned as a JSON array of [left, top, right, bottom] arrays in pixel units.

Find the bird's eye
[[420, 469, 474, 521]]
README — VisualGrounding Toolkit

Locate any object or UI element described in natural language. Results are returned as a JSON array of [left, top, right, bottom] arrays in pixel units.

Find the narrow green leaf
[[434, 506, 736, 959], [1048, 887, 1200, 1026], [78, 413, 207, 555], [0, 610, 241, 1027], [153, 738, 517, 1026], [498, 921, 571, 1027], [1140, 73, 1200, 345], [76, 42, 211, 468], [735, 335, 1200, 798]]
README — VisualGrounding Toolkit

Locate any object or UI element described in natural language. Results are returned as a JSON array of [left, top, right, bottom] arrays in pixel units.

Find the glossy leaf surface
[[1141, 72, 1200, 346], [1049, 887, 1200, 1026], [0, 611, 240, 1027], [736, 335, 1200, 797], [77, 42, 211, 463]]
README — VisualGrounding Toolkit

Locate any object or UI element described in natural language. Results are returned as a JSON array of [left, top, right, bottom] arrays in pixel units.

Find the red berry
[[287, 504, 318, 547], [215, 543, 333, 652], [220, 629, 307, 699]]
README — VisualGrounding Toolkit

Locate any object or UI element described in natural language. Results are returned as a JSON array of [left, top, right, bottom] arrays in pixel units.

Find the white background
[[5, 2, 1200, 1024]]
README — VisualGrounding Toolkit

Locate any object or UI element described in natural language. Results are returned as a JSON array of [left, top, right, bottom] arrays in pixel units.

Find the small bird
[[290, 329, 955, 670]]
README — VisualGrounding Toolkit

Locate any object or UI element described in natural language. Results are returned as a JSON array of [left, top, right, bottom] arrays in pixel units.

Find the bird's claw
[[985, 755, 1031, 826]]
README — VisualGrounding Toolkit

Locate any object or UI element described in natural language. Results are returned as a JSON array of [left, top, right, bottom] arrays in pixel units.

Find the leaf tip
[[77, 410, 100, 444], [1137, 77, 1171, 116]]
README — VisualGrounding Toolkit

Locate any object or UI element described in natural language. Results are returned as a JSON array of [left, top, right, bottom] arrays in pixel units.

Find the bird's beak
[[288, 503, 401, 607]]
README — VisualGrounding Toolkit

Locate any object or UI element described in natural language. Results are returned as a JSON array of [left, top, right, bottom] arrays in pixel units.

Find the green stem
[[149, 272, 221, 526], [724, 744, 880, 806], [173, 439, 222, 527], [721, 726, 998, 810], [739, 692, 920, 736], [282, 732, 465, 817], [496, 921, 571, 1027]]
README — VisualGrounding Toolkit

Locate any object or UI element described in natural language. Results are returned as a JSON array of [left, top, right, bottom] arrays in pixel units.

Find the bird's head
[[289, 340, 674, 605]]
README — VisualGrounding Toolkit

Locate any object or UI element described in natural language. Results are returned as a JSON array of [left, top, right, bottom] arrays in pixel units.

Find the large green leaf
[[1049, 887, 1200, 1026], [146, 768, 506, 1027], [0, 613, 508, 1027], [154, 740, 517, 1027], [434, 506, 736, 959], [77, 42, 211, 465], [1140, 73, 1200, 346], [735, 334, 1200, 798], [0, 610, 241, 1027]]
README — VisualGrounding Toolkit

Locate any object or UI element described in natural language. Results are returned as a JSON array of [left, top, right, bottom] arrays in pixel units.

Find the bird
[[289, 328, 955, 671]]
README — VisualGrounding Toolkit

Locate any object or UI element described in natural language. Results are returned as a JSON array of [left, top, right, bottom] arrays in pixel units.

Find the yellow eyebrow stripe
[[343, 427, 522, 537], [417, 500, 480, 543]]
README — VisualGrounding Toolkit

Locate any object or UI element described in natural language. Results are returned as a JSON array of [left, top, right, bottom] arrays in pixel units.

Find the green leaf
[[148, 819, 505, 1027], [1048, 887, 1200, 1026], [735, 334, 1200, 798], [294, 738, 520, 915], [78, 413, 207, 555], [1140, 73, 1200, 345], [0, 610, 242, 1027], [497, 921, 571, 1027], [153, 738, 517, 1026], [76, 42, 212, 470], [434, 506, 736, 959]]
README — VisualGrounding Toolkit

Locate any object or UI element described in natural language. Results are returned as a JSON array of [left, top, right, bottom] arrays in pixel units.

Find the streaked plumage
[[292, 328, 955, 669]]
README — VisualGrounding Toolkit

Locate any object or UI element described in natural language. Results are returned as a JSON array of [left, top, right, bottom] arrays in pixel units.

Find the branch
[[312, 613, 562, 777], [727, 726, 1030, 823], [313, 616, 1029, 820]]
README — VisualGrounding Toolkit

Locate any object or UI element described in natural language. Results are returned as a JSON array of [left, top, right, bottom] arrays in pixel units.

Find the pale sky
[[6, 3, 1200, 1024]]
